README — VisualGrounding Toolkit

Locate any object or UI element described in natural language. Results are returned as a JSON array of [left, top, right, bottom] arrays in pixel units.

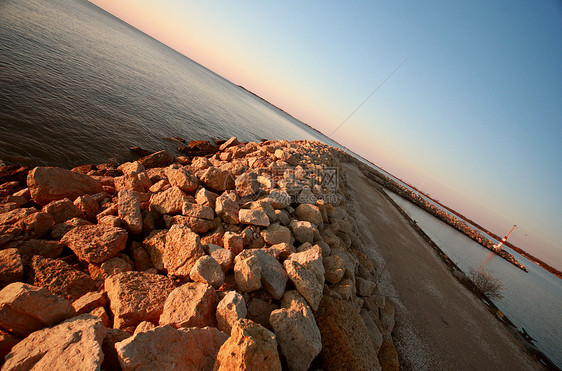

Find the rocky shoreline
[[0, 138, 398, 370]]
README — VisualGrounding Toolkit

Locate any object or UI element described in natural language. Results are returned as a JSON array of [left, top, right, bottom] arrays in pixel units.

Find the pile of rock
[[0, 138, 398, 370]]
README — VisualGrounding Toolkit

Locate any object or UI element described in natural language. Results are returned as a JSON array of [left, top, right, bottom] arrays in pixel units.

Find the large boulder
[[30, 256, 96, 301], [216, 291, 247, 335], [270, 301, 322, 371], [150, 186, 190, 214], [105, 271, 176, 329], [159, 282, 218, 328], [199, 167, 235, 193], [118, 190, 142, 234], [116, 325, 227, 371], [61, 224, 128, 264], [163, 224, 205, 278], [214, 319, 281, 371], [27, 167, 104, 205], [315, 296, 381, 370], [294, 204, 323, 226], [2, 314, 107, 371], [283, 246, 324, 310], [0, 248, 23, 288], [0, 282, 74, 337]]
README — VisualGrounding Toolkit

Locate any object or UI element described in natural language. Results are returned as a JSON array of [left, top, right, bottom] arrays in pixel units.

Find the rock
[[215, 193, 239, 224], [270, 301, 322, 371], [234, 255, 262, 292], [267, 190, 291, 209], [223, 231, 243, 256], [195, 187, 219, 208], [199, 167, 235, 193], [356, 277, 376, 297], [360, 309, 383, 352], [216, 291, 247, 334], [267, 242, 296, 260], [167, 166, 198, 193], [114, 173, 151, 193], [261, 223, 291, 245], [283, 246, 324, 310], [209, 247, 234, 272], [0, 207, 36, 226], [61, 224, 128, 264], [160, 282, 218, 328], [116, 325, 227, 371], [118, 189, 143, 234], [118, 161, 145, 175], [90, 306, 111, 328], [289, 220, 314, 244], [100, 256, 134, 277], [163, 224, 205, 278], [72, 291, 107, 315], [0, 282, 74, 337], [280, 290, 308, 309], [43, 198, 84, 224], [18, 211, 55, 238], [27, 166, 104, 205], [0, 248, 23, 288], [236, 250, 288, 300], [380, 301, 395, 336], [323, 254, 346, 284], [105, 271, 176, 329], [182, 201, 215, 220], [131, 242, 154, 272], [101, 328, 131, 370], [316, 295, 381, 371], [149, 179, 170, 193], [150, 186, 190, 214], [164, 215, 215, 234], [239, 209, 270, 227], [294, 203, 323, 227], [0, 329, 19, 361], [331, 278, 354, 300], [190, 255, 225, 289], [218, 136, 240, 151], [2, 314, 107, 371], [378, 341, 399, 371], [17, 239, 64, 258], [137, 150, 174, 169], [30, 256, 97, 301], [143, 230, 167, 271], [51, 217, 92, 240], [73, 194, 100, 221], [246, 298, 278, 330], [250, 200, 276, 221], [235, 172, 259, 198], [214, 319, 281, 371], [134, 321, 155, 335]]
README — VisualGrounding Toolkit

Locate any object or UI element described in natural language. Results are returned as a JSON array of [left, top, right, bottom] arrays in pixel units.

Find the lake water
[[387, 190, 562, 368], [0, 0, 340, 169]]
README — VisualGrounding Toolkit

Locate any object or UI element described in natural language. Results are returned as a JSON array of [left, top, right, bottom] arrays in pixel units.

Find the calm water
[[0, 0, 340, 169], [387, 191, 562, 367]]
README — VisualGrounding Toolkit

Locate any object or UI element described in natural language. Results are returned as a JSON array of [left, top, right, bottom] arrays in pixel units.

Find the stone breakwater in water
[[352, 161, 528, 272], [0, 138, 398, 370]]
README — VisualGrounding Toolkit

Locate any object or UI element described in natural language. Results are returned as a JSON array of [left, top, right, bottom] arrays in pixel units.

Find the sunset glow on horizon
[[89, 0, 562, 269]]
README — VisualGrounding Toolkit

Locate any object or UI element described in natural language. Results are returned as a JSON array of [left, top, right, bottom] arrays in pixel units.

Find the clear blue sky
[[90, 0, 562, 270]]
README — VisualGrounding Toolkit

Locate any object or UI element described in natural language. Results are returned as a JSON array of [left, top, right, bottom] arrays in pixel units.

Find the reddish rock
[[105, 271, 176, 329], [239, 209, 270, 227], [236, 250, 288, 300], [114, 173, 150, 193], [195, 187, 219, 208], [223, 231, 244, 256], [131, 242, 154, 271], [182, 201, 215, 220], [215, 192, 239, 224], [288, 220, 314, 244], [50, 216, 92, 240], [117, 161, 145, 175], [118, 189, 143, 234], [0, 248, 23, 288], [101, 328, 131, 371], [30, 256, 97, 301], [213, 318, 281, 371], [208, 246, 234, 272], [166, 166, 198, 193], [160, 282, 218, 328], [164, 215, 215, 234], [261, 223, 291, 245], [0, 207, 36, 226], [116, 325, 227, 371], [234, 255, 262, 293], [163, 224, 205, 278], [72, 194, 100, 221], [150, 186, 190, 214], [190, 255, 225, 289], [143, 230, 167, 271], [61, 224, 128, 264], [0, 282, 74, 337], [378, 341, 399, 371], [3, 314, 107, 371], [27, 166, 104, 205], [18, 211, 54, 238], [218, 136, 240, 151], [100, 256, 134, 277], [216, 291, 247, 335], [42, 198, 84, 224], [235, 172, 260, 198], [72, 291, 107, 315], [0, 329, 20, 361], [295, 204, 323, 226], [199, 167, 235, 193], [316, 295, 380, 370], [137, 150, 174, 169], [283, 247, 325, 311]]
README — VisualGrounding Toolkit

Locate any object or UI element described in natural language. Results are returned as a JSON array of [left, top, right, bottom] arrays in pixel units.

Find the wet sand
[[343, 163, 542, 370]]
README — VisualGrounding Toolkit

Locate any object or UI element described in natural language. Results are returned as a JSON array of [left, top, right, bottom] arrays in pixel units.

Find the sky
[[89, 0, 562, 270]]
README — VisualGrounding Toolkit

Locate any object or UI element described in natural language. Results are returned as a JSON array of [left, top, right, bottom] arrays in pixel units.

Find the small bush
[[468, 268, 504, 300]]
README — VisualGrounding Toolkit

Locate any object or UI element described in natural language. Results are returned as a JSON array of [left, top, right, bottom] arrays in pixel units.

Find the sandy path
[[343, 163, 542, 370]]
